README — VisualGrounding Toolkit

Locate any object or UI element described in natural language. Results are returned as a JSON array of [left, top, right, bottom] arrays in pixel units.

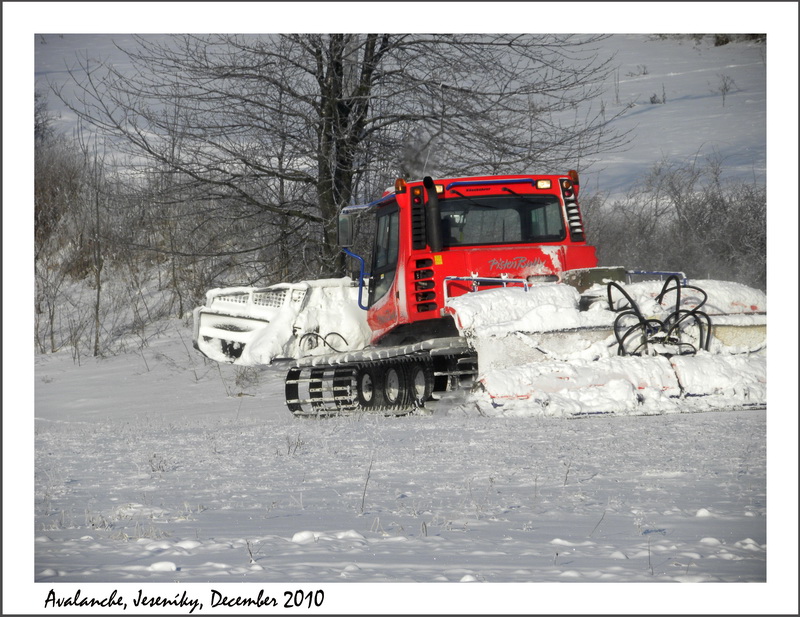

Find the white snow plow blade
[[192, 278, 371, 365], [473, 353, 766, 416], [446, 278, 766, 416]]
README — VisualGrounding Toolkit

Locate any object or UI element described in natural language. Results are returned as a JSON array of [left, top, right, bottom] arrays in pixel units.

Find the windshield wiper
[[449, 189, 495, 209]]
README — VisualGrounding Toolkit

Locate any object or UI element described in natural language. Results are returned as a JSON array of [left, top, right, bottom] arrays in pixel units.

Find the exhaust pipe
[[423, 176, 443, 253]]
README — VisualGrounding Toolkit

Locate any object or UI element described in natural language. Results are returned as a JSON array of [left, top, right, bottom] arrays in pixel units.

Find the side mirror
[[337, 212, 353, 248]]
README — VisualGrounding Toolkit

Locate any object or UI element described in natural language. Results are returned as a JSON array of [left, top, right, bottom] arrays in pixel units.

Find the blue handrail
[[342, 248, 370, 310], [626, 270, 688, 285], [341, 193, 396, 215], [445, 178, 536, 191]]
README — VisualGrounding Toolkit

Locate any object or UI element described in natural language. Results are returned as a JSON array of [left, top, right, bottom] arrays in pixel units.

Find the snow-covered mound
[[466, 352, 766, 417], [447, 279, 766, 336], [241, 279, 372, 365], [193, 277, 372, 365], [446, 284, 609, 335], [445, 279, 766, 416]]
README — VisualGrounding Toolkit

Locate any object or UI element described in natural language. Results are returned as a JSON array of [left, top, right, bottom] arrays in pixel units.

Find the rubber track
[[285, 353, 477, 417]]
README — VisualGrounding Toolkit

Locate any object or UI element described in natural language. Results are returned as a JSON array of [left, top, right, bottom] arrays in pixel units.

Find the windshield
[[439, 194, 565, 247]]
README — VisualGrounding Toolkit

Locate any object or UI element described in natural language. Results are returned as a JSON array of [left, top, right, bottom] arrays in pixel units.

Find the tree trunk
[[92, 184, 103, 357]]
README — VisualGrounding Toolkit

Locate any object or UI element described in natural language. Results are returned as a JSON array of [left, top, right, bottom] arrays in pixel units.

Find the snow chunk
[[479, 355, 681, 416], [291, 531, 320, 544], [144, 541, 172, 552], [335, 530, 366, 541], [449, 284, 578, 327], [448, 284, 612, 336], [672, 354, 766, 398], [149, 561, 177, 571], [551, 538, 594, 547]]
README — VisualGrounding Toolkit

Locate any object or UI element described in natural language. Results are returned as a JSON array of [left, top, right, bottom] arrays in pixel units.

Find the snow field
[[34, 329, 767, 592]]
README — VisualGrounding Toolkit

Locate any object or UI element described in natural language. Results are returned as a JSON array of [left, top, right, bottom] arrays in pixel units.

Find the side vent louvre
[[565, 202, 585, 242], [411, 200, 427, 250], [412, 258, 436, 312]]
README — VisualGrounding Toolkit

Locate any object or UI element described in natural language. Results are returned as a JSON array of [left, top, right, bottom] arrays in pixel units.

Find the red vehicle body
[[340, 172, 598, 346]]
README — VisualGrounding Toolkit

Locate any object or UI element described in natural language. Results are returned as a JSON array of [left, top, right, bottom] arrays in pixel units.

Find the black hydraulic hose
[[608, 281, 659, 355], [615, 313, 663, 356], [656, 276, 711, 352], [664, 309, 712, 352], [298, 331, 349, 353], [607, 277, 712, 356]]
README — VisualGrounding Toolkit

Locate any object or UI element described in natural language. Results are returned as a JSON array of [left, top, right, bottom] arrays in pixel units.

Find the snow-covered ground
[[33, 334, 769, 584], [5, 3, 800, 615]]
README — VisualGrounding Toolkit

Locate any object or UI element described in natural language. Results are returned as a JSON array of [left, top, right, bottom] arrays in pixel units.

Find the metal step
[[286, 396, 353, 405], [434, 369, 477, 377]]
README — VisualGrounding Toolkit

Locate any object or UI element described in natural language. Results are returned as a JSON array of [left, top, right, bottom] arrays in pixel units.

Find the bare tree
[[79, 138, 107, 357], [35, 91, 86, 352], [585, 154, 766, 290], [34, 91, 84, 247], [711, 73, 737, 107], [51, 34, 631, 280], [35, 90, 56, 144]]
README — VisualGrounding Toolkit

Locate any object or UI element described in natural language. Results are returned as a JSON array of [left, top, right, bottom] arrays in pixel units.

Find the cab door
[[367, 205, 402, 339]]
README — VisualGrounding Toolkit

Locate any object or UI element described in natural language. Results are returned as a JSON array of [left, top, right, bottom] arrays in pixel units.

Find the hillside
[[34, 33, 767, 196]]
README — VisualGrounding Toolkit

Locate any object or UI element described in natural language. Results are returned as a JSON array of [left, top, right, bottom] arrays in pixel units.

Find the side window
[[529, 199, 565, 240], [374, 208, 399, 270], [368, 207, 399, 306]]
